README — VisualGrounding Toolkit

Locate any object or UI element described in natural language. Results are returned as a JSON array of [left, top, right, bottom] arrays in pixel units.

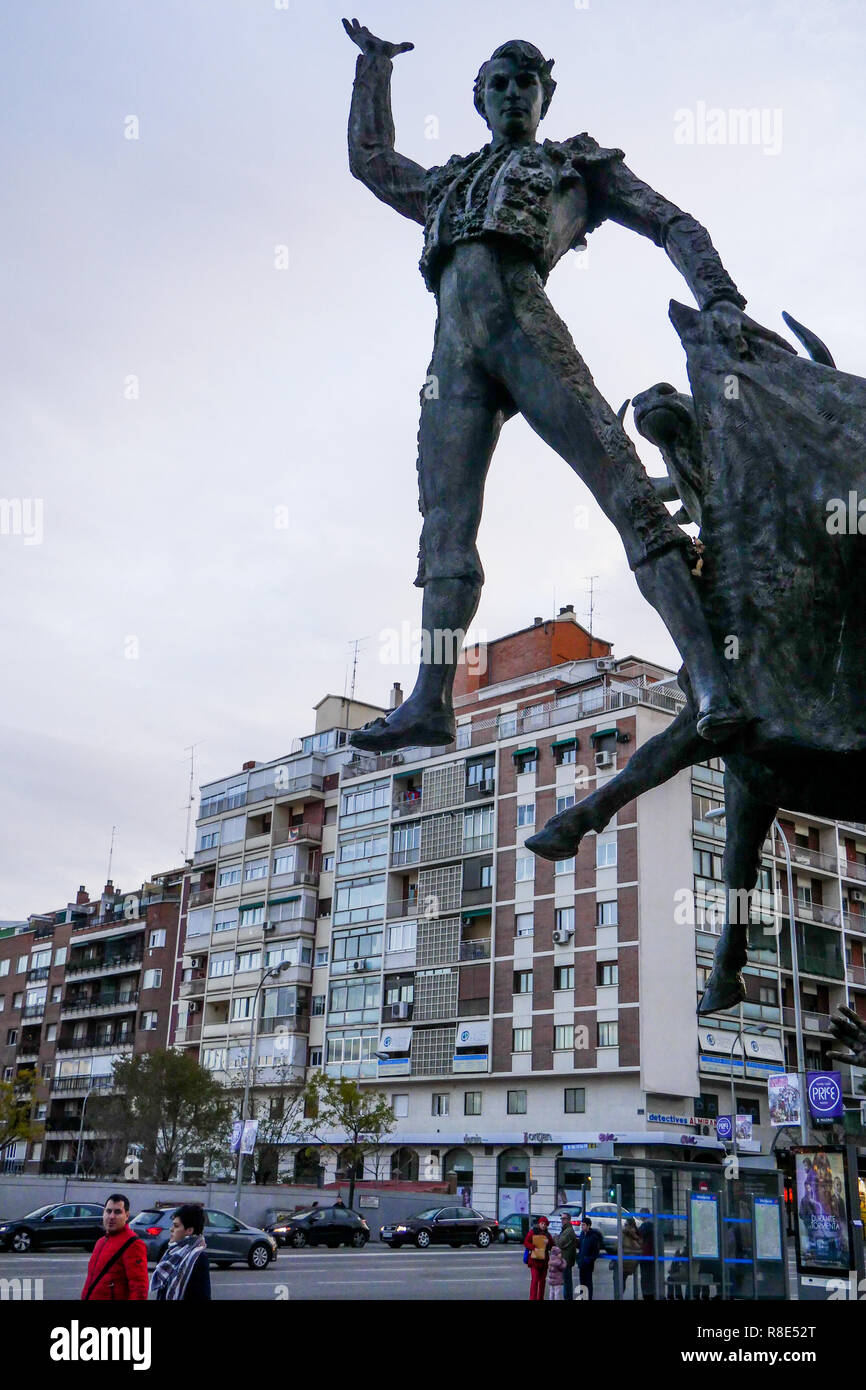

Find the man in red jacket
[[80, 1193, 148, 1301]]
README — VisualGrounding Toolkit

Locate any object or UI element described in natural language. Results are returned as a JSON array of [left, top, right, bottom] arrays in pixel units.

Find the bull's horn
[[781, 311, 836, 368], [616, 399, 630, 423]]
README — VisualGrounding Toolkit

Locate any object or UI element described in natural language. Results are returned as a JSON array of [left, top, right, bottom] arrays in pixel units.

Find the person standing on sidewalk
[[555, 1213, 577, 1301], [576, 1216, 604, 1301], [547, 1242, 567, 1300], [637, 1209, 655, 1300], [80, 1194, 148, 1302], [524, 1215, 553, 1300], [150, 1204, 211, 1302]]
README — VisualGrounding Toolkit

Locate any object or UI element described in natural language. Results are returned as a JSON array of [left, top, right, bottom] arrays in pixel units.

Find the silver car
[[130, 1206, 278, 1269]]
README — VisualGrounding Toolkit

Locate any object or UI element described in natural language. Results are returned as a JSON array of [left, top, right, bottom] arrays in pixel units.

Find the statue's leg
[[527, 703, 704, 860], [349, 345, 505, 752], [699, 773, 776, 1014], [489, 265, 748, 743]]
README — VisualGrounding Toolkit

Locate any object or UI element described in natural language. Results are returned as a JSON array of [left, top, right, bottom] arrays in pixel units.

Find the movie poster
[[793, 1148, 851, 1274], [768, 1073, 801, 1127]]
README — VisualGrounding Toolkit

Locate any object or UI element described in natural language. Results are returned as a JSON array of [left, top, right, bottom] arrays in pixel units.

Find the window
[[141, 1011, 158, 1031], [597, 1021, 618, 1048], [515, 752, 537, 774], [327, 979, 381, 1024], [467, 759, 494, 786], [596, 837, 617, 869], [3, 1068, 12, 1081], [516, 912, 534, 937], [198, 830, 219, 850], [555, 857, 576, 875], [554, 1025, 574, 1051], [239, 904, 265, 927], [46, 1023, 57, 1041], [431, 1093, 450, 1116], [387, 921, 417, 953], [0, 997, 4, 1012], [513, 970, 533, 995], [738, 1098, 761, 1124], [312, 994, 325, 1016], [273, 851, 297, 876], [318, 898, 332, 918], [555, 743, 577, 766], [512, 1028, 531, 1053], [554, 965, 574, 990], [149, 930, 166, 949], [51, 987, 61, 1003], [392, 1093, 409, 1118], [516, 855, 535, 883], [498, 712, 518, 738], [244, 857, 268, 882], [210, 952, 234, 979], [596, 900, 618, 926], [142, 969, 162, 990], [597, 962, 618, 987], [0, 960, 8, 977], [236, 950, 262, 973], [213, 911, 238, 934], [203, 1047, 227, 1071], [334, 875, 386, 926], [17, 956, 27, 974], [463, 806, 494, 852], [12, 992, 23, 1008], [221, 814, 245, 843], [265, 941, 312, 969], [696, 1093, 719, 1120], [218, 865, 242, 888], [456, 724, 471, 749], [517, 803, 535, 827], [564, 1087, 586, 1114], [315, 947, 330, 967], [54, 947, 67, 967], [507, 1089, 527, 1114], [556, 794, 575, 815], [6, 1029, 17, 1046], [758, 984, 778, 1005], [555, 907, 575, 934], [464, 1090, 482, 1116], [309, 1048, 323, 1068], [480, 863, 493, 889], [323, 854, 335, 872], [231, 996, 253, 1021]]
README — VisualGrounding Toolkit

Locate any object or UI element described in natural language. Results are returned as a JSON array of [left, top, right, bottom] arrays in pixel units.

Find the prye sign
[[715, 1115, 733, 1141], [806, 1071, 844, 1122]]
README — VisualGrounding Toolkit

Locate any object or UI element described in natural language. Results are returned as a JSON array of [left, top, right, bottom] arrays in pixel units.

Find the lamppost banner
[[768, 1073, 801, 1127], [230, 1119, 259, 1155], [805, 1071, 844, 1121]]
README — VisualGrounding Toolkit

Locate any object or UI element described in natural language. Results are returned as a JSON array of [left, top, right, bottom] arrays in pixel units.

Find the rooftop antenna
[[345, 636, 371, 707], [183, 741, 204, 861], [585, 575, 600, 651], [106, 825, 116, 882]]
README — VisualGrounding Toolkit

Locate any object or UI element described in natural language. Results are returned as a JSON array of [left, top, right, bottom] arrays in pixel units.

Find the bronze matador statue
[[342, 20, 750, 752]]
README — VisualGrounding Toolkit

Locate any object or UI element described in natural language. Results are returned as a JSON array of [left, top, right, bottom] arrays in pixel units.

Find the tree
[[301, 1072, 395, 1209], [222, 1058, 309, 1184], [0, 1069, 39, 1156], [93, 1050, 234, 1182]]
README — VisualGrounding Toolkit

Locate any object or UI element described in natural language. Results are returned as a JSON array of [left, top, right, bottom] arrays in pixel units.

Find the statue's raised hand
[[827, 1004, 866, 1068], [342, 17, 414, 59]]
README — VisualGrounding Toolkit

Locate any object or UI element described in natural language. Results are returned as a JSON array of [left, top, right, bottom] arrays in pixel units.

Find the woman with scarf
[[150, 1204, 212, 1301]]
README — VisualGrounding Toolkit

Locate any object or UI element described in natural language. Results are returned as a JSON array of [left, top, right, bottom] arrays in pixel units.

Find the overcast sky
[[1, 0, 863, 916]]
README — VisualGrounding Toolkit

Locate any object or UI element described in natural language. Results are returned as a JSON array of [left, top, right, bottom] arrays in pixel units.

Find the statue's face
[[483, 56, 544, 142]]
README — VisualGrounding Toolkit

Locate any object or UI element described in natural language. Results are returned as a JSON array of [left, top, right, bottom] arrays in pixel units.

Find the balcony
[[777, 897, 842, 929], [22, 1005, 45, 1021], [50, 1075, 115, 1095], [387, 898, 420, 921], [188, 887, 214, 909], [174, 1024, 202, 1044], [781, 1006, 832, 1033], [179, 978, 207, 1000], [382, 1002, 414, 1023], [840, 858, 866, 883], [269, 869, 320, 889], [844, 912, 866, 934], [276, 823, 323, 846], [457, 998, 489, 1017], [459, 939, 491, 962], [464, 779, 495, 804], [391, 847, 421, 868], [769, 843, 843, 876], [393, 791, 424, 820], [16, 1050, 39, 1064], [847, 964, 866, 987], [27, 966, 50, 981], [60, 991, 139, 1017], [55, 1036, 133, 1054], [66, 953, 143, 979]]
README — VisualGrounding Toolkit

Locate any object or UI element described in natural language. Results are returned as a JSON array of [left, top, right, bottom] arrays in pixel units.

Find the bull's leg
[[698, 775, 776, 1014], [527, 705, 704, 861]]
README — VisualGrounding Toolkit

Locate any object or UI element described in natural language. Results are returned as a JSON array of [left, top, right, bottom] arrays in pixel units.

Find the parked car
[[379, 1205, 498, 1249], [280, 1206, 370, 1249], [0, 1202, 106, 1253], [496, 1213, 529, 1244], [129, 1207, 277, 1269]]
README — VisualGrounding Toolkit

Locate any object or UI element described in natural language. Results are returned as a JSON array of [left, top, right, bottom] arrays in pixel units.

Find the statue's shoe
[[697, 966, 746, 1014], [349, 710, 455, 753], [526, 814, 589, 862], [695, 700, 751, 744]]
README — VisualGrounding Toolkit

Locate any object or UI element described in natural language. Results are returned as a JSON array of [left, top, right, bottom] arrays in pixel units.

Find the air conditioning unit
[[391, 1001, 410, 1020], [852, 891, 865, 903], [596, 657, 616, 672], [552, 928, 571, 945], [189, 957, 202, 969], [595, 751, 614, 769], [188, 1002, 200, 1014], [352, 960, 365, 972]]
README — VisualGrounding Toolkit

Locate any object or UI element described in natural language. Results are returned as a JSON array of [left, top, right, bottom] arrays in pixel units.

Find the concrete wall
[[0, 1176, 446, 1233]]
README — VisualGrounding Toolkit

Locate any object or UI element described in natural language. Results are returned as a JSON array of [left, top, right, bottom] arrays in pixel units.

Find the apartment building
[[0, 870, 184, 1174], [174, 609, 865, 1214]]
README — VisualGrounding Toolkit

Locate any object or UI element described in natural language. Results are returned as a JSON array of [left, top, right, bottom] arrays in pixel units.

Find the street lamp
[[705, 807, 809, 1145], [233, 959, 293, 1217]]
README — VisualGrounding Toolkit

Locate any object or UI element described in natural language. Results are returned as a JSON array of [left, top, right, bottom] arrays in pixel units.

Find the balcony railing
[[274, 823, 323, 846], [846, 964, 866, 987], [61, 991, 139, 1015], [382, 1003, 414, 1023], [841, 858, 866, 883], [459, 939, 491, 961], [393, 792, 424, 820], [22, 1005, 45, 1020], [844, 912, 866, 934], [56, 1036, 134, 1054], [457, 998, 489, 1017], [188, 888, 214, 909], [387, 898, 420, 921], [769, 843, 843, 876], [776, 897, 842, 929], [781, 1006, 832, 1033], [391, 847, 421, 868], [27, 966, 50, 981], [50, 1075, 115, 1094], [66, 953, 143, 978]]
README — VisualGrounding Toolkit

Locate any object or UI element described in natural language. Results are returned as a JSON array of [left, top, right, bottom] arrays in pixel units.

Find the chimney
[[390, 682, 403, 710], [533, 616, 543, 626], [558, 604, 575, 617], [103, 879, 114, 896], [76, 885, 89, 905], [242, 760, 256, 771]]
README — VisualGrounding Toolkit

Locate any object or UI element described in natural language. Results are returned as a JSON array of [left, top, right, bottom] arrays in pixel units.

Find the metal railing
[[50, 1075, 115, 1094], [60, 992, 139, 1015], [459, 939, 491, 961], [66, 953, 143, 977]]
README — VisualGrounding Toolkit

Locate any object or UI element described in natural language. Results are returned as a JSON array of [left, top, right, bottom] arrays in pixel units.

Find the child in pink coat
[[547, 1242, 567, 1299]]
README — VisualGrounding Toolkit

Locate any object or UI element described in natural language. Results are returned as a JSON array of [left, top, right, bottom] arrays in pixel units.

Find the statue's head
[[473, 40, 556, 142]]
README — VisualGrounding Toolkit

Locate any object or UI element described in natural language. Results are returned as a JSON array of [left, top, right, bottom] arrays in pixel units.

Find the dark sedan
[[129, 1207, 277, 1269], [280, 1206, 370, 1249], [0, 1203, 106, 1253], [380, 1205, 498, 1249]]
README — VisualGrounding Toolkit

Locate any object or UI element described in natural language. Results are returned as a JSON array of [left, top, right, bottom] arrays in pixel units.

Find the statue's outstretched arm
[[345, 19, 427, 225], [599, 157, 746, 312]]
